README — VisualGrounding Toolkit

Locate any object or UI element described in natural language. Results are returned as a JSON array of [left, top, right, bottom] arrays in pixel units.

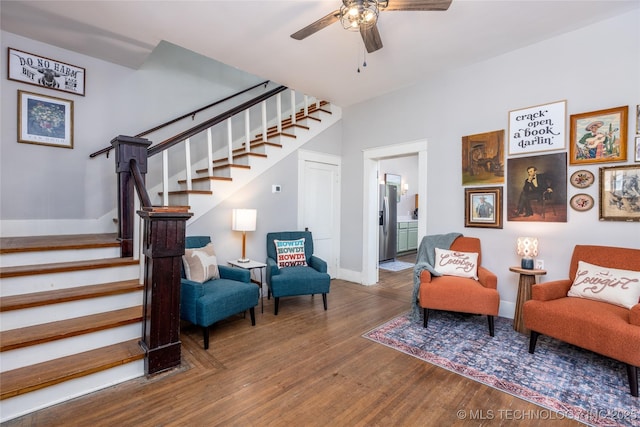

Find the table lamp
[[232, 208, 256, 263], [516, 237, 538, 270]]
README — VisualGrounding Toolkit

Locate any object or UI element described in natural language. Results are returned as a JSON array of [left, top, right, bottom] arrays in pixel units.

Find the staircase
[[0, 234, 145, 422], [0, 97, 341, 422], [153, 100, 341, 223]]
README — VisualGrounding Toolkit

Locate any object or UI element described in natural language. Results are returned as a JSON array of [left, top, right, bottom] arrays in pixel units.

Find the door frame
[[297, 149, 341, 277], [362, 140, 428, 285]]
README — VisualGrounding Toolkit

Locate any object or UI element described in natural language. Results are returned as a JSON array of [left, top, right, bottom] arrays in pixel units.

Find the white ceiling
[[2, 0, 638, 107]]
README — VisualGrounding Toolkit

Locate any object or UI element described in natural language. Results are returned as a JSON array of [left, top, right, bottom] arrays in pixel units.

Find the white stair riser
[[1, 291, 143, 330], [0, 247, 120, 268], [0, 359, 144, 423], [0, 264, 140, 296], [0, 323, 142, 371]]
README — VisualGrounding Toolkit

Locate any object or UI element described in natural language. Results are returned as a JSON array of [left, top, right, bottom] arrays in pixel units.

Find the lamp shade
[[516, 237, 539, 258], [232, 209, 257, 232]]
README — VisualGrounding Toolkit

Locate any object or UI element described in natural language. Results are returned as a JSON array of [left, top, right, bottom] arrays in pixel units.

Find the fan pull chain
[[357, 44, 368, 73]]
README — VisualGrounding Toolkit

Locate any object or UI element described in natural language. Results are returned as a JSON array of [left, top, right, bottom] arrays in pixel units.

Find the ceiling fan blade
[[360, 24, 383, 54], [290, 10, 341, 40], [383, 0, 452, 12]]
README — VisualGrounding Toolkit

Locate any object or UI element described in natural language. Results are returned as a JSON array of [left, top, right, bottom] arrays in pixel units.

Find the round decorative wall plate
[[570, 170, 595, 188], [570, 193, 594, 211]]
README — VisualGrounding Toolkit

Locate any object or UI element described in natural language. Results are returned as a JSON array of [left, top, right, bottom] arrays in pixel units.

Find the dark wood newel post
[[111, 135, 193, 374], [111, 135, 152, 257], [138, 207, 192, 375]]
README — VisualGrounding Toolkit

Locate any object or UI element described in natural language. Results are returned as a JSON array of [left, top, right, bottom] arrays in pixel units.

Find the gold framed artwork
[[461, 129, 505, 185], [464, 187, 503, 229], [569, 105, 628, 165], [599, 164, 640, 222], [18, 90, 74, 149]]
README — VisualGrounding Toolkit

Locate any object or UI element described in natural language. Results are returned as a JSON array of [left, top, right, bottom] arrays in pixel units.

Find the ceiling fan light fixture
[[340, 0, 380, 31]]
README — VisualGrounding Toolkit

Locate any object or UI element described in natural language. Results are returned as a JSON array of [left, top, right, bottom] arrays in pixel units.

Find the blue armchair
[[266, 231, 331, 315], [181, 236, 259, 349]]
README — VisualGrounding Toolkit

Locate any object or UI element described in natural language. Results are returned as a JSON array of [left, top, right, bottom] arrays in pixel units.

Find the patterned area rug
[[363, 311, 639, 427], [379, 260, 414, 272]]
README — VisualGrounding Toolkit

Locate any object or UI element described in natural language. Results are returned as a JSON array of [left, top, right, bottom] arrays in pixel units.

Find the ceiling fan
[[291, 0, 453, 54]]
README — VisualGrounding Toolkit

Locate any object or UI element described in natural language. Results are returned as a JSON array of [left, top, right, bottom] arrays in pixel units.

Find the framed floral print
[[18, 90, 74, 149]]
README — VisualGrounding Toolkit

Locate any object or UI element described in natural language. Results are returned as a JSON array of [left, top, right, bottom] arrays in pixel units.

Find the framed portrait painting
[[18, 90, 73, 149], [461, 129, 505, 185], [599, 164, 640, 222], [506, 152, 567, 222], [464, 187, 503, 229], [569, 105, 628, 165]]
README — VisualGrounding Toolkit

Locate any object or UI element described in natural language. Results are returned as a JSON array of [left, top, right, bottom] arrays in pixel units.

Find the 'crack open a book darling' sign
[[508, 100, 566, 155]]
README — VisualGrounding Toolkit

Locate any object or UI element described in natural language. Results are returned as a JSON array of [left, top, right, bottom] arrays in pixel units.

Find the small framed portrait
[[18, 90, 73, 149], [464, 187, 503, 229], [635, 136, 640, 162], [599, 164, 640, 222], [569, 105, 628, 165]]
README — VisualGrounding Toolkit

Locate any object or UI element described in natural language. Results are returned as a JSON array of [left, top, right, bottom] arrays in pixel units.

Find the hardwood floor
[[5, 253, 579, 426]]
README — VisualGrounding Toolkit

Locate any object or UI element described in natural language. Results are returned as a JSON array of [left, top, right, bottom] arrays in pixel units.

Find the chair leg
[[202, 326, 210, 350], [322, 293, 327, 310], [249, 307, 256, 326], [627, 365, 639, 397], [528, 330, 540, 354], [487, 315, 495, 337], [423, 308, 429, 328], [274, 297, 280, 315]]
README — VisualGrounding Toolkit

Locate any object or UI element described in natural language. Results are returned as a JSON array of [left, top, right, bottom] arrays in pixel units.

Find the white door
[[298, 151, 341, 278]]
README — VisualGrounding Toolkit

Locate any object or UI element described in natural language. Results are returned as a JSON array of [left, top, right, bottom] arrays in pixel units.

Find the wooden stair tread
[[0, 306, 143, 351], [0, 233, 119, 254], [161, 190, 213, 196], [0, 339, 144, 400], [0, 279, 142, 312], [0, 257, 138, 278], [177, 176, 233, 184]]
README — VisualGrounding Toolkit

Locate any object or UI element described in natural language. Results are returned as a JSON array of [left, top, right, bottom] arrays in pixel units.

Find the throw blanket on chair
[[411, 232, 462, 320]]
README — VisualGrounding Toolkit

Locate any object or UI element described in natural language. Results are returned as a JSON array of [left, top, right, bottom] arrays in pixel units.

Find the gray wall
[[339, 9, 640, 310]]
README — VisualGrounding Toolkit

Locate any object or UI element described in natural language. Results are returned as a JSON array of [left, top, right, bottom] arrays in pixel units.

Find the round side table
[[509, 266, 547, 334]]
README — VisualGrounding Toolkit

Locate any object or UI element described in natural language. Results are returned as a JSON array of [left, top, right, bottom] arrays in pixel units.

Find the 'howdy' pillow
[[567, 261, 640, 309], [434, 248, 479, 280], [274, 238, 308, 268]]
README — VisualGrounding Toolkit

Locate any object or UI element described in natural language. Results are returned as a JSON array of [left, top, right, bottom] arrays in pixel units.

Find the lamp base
[[521, 258, 534, 270], [237, 258, 250, 263]]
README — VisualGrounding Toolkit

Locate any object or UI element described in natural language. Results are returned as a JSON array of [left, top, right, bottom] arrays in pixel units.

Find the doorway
[[362, 140, 428, 285], [297, 150, 341, 278]]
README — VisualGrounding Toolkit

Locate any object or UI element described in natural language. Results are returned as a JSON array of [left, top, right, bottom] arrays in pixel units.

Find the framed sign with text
[[508, 100, 566, 155], [8, 48, 86, 96]]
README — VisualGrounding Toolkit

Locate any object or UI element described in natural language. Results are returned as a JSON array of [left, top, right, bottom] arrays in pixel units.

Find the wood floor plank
[[3, 254, 581, 426]]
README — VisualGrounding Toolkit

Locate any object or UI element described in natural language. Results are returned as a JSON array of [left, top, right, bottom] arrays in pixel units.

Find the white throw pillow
[[182, 243, 220, 283], [274, 238, 308, 268], [567, 260, 640, 309], [434, 247, 479, 280]]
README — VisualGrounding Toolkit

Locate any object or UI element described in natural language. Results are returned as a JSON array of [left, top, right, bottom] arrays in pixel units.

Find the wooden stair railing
[[111, 136, 192, 375]]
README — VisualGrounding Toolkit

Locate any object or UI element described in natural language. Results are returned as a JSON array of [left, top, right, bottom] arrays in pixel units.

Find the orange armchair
[[417, 236, 500, 336], [524, 245, 640, 396]]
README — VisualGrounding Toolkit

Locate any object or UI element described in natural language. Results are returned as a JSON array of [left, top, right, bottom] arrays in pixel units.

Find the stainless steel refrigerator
[[379, 184, 397, 262]]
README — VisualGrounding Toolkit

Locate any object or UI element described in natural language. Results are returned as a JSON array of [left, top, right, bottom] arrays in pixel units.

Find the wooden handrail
[[89, 80, 271, 158], [147, 85, 287, 157], [129, 159, 152, 209]]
